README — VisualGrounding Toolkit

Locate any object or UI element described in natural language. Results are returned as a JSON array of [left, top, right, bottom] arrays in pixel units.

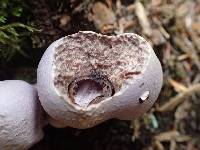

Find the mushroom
[[0, 80, 46, 150], [37, 31, 163, 129]]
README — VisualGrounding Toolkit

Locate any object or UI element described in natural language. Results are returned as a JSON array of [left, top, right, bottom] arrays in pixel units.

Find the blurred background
[[0, 0, 200, 150]]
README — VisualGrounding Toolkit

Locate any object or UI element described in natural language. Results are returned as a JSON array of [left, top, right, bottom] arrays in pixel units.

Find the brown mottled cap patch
[[53, 31, 150, 107]]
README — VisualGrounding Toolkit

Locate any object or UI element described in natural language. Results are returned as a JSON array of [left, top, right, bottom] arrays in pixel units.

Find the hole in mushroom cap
[[73, 79, 102, 107], [139, 91, 149, 104], [68, 75, 115, 107]]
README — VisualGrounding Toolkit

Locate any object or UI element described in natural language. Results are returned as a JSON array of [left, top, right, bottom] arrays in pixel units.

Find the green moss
[[0, 0, 36, 61]]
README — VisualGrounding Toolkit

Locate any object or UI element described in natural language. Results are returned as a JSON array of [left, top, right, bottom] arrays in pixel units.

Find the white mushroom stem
[[37, 31, 163, 129], [0, 80, 46, 150]]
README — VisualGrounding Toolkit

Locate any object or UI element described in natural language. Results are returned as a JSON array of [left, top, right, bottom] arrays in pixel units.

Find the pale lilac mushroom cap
[[0, 80, 45, 150], [37, 31, 163, 129]]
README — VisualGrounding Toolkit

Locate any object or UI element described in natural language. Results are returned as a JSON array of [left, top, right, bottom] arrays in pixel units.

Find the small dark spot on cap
[[139, 83, 144, 88], [124, 71, 141, 76], [139, 98, 145, 104]]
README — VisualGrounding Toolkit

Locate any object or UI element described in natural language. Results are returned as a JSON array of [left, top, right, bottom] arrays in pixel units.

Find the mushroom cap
[[0, 80, 44, 150], [37, 31, 163, 129]]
